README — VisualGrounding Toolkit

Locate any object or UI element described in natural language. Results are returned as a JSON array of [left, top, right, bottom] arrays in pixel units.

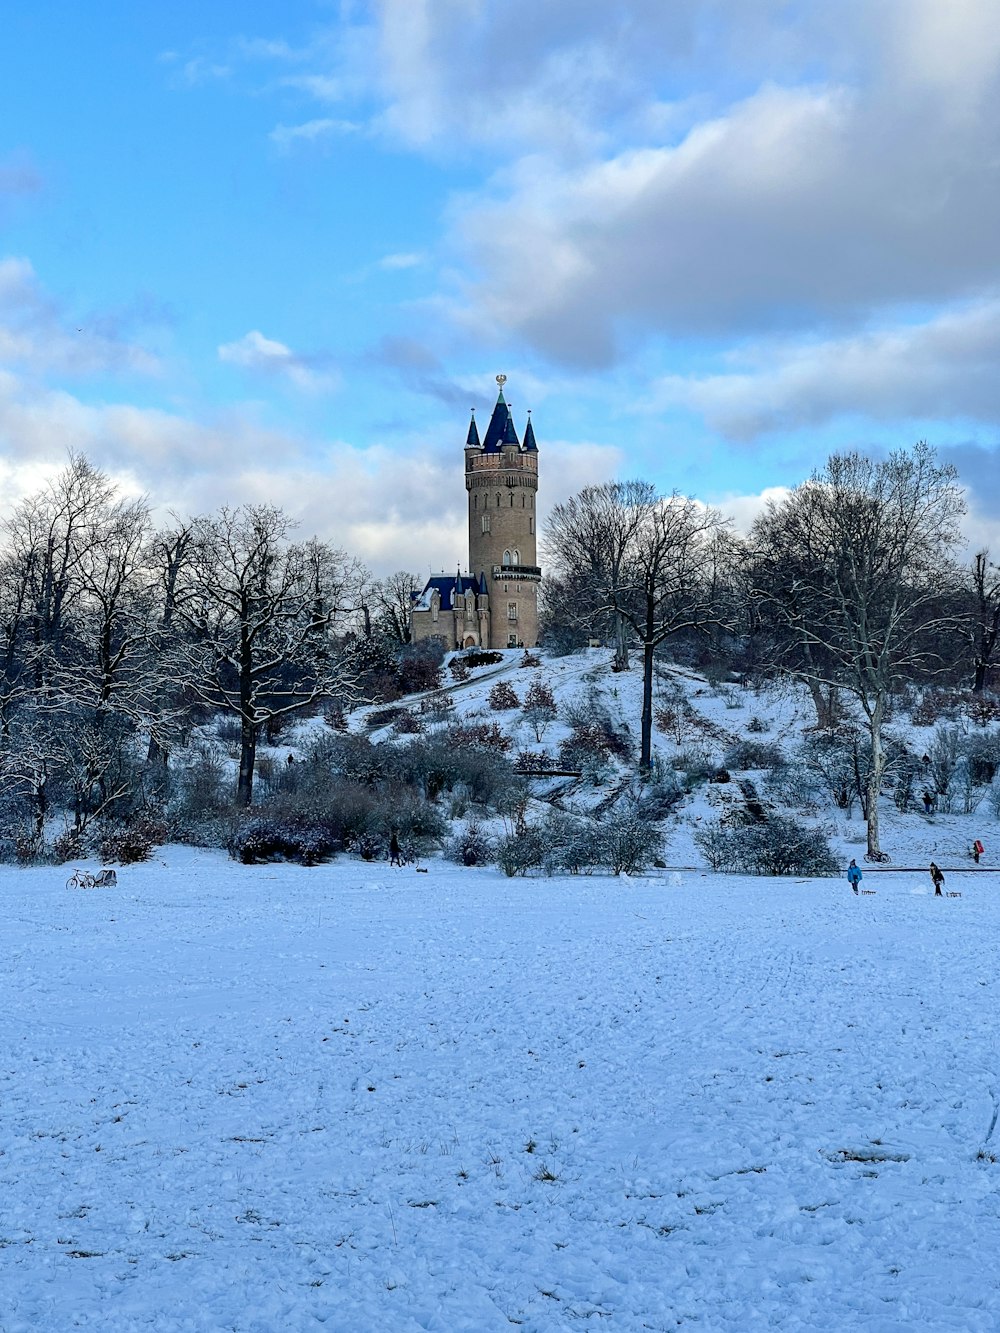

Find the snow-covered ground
[[4, 847, 1000, 1331]]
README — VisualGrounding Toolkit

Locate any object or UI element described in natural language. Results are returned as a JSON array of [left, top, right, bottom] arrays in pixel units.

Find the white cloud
[[378, 252, 425, 271], [217, 330, 339, 393], [645, 299, 1000, 439], [268, 117, 360, 150]]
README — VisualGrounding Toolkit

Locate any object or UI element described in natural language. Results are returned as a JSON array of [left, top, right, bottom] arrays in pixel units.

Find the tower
[[465, 374, 541, 649]]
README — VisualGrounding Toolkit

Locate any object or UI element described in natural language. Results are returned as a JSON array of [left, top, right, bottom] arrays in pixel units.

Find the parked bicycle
[[864, 850, 891, 864], [65, 868, 118, 890]]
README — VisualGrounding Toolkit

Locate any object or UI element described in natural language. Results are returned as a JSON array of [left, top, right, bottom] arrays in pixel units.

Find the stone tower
[[465, 375, 541, 649]]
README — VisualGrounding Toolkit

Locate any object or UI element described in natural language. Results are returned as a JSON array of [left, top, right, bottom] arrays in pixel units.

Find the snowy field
[[3, 849, 1000, 1331]]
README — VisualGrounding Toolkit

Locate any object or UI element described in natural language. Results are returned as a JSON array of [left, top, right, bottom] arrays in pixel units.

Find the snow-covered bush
[[228, 816, 338, 866], [723, 739, 786, 772], [391, 709, 424, 735], [99, 819, 165, 865], [446, 820, 495, 867], [694, 814, 838, 877], [489, 680, 521, 710], [539, 811, 603, 875], [600, 809, 664, 875], [495, 827, 545, 876]]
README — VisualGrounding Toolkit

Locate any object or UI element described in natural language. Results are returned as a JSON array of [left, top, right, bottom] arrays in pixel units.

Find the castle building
[[410, 375, 541, 650]]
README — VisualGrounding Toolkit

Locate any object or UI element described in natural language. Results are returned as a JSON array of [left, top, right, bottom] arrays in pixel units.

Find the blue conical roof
[[466, 410, 481, 449], [482, 387, 513, 452], [523, 411, 537, 452]]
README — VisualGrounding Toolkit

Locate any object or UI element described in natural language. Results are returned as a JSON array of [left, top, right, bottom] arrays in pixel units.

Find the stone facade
[[411, 377, 541, 650]]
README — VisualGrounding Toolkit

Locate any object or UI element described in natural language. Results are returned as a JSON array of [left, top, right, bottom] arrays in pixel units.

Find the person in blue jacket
[[847, 859, 863, 894]]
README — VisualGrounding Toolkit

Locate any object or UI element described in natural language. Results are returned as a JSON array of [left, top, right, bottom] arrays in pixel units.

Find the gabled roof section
[[466, 410, 481, 449], [412, 572, 481, 613], [523, 411, 537, 452]]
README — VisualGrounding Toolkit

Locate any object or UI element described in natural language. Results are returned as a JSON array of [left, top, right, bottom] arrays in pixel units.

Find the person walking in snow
[[388, 829, 403, 867], [847, 859, 863, 894], [930, 861, 945, 896]]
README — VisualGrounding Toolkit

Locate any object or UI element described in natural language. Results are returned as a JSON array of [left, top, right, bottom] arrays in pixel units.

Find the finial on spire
[[496, 373, 507, 389]]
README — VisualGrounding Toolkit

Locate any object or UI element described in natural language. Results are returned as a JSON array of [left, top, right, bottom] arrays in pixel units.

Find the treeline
[[0, 453, 426, 859], [542, 442, 1000, 860]]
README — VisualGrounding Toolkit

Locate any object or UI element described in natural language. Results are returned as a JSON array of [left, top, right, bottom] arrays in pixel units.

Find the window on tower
[[503, 549, 511, 565], [529, 516, 534, 534], [507, 602, 517, 622], [482, 514, 491, 533], [513, 548, 520, 564]]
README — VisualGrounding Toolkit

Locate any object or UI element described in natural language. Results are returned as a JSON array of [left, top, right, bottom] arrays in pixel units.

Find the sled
[[860, 889, 877, 896], [947, 891, 962, 898]]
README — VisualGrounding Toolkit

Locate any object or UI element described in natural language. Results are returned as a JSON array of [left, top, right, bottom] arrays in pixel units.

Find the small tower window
[[529, 516, 534, 534], [496, 493, 501, 508], [507, 601, 518, 622], [482, 514, 491, 533], [513, 548, 520, 565], [503, 549, 511, 566], [474, 494, 478, 509], [510, 494, 514, 507]]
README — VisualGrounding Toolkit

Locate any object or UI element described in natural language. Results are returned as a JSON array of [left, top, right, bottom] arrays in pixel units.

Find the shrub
[[694, 814, 838, 876], [723, 739, 786, 771], [495, 827, 545, 876], [452, 722, 513, 754], [349, 830, 385, 861], [746, 715, 769, 734], [489, 680, 521, 710], [447, 820, 495, 867], [540, 811, 603, 874], [449, 658, 471, 682], [99, 818, 166, 865], [463, 650, 503, 669], [367, 706, 404, 730], [324, 704, 349, 732], [600, 809, 664, 874], [519, 650, 542, 668], [634, 771, 684, 820], [392, 709, 425, 735], [674, 747, 717, 787], [228, 816, 338, 866], [396, 639, 445, 695]]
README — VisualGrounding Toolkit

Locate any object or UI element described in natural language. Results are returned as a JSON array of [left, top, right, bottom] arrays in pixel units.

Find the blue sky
[[2, 0, 999, 572]]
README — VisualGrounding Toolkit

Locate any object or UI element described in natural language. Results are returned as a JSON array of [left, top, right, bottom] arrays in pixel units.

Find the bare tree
[[370, 570, 420, 643], [969, 551, 1000, 694], [174, 505, 357, 805], [749, 442, 965, 859], [547, 481, 726, 771]]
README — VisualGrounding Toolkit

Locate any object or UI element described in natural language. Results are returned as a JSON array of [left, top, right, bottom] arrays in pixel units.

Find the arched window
[[510, 493, 514, 507], [503, 550, 511, 565], [513, 548, 520, 565], [474, 494, 478, 509], [496, 493, 501, 508], [522, 494, 525, 508]]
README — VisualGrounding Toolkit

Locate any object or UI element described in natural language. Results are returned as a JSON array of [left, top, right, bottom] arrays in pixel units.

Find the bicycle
[[65, 867, 118, 889], [864, 850, 891, 864]]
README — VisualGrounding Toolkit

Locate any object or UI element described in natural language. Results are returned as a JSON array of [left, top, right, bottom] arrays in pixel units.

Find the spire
[[482, 373, 514, 452], [466, 408, 481, 449], [523, 409, 537, 452]]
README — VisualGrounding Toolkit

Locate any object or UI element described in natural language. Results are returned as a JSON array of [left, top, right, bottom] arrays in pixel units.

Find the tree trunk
[[865, 698, 885, 858], [973, 657, 988, 694], [613, 613, 630, 671], [640, 595, 655, 774], [237, 715, 257, 806]]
